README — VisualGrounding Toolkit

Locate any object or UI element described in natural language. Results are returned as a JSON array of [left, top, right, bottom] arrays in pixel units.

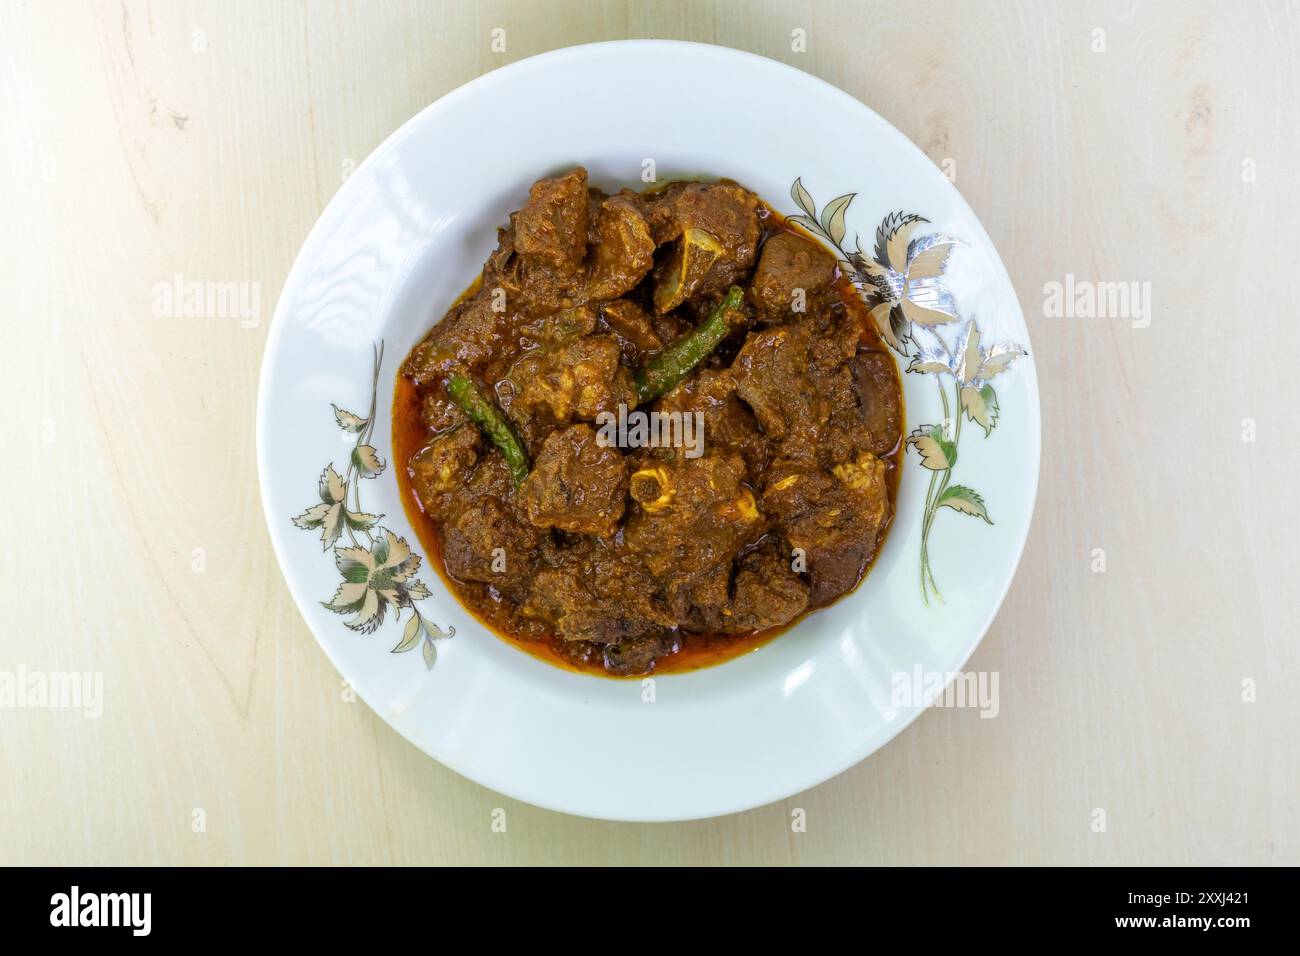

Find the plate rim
[[256, 38, 1041, 821]]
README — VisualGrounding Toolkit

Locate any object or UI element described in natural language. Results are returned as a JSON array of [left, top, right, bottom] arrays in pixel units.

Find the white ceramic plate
[[257, 40, 1039, 821]]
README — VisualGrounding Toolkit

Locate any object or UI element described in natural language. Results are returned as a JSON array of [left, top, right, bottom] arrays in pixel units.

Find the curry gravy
[[394, 198, 902, 678]]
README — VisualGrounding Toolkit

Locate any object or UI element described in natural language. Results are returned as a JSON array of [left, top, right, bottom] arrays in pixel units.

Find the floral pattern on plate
[[291, 343, 453, 667], [788, 179, 1026, 603]]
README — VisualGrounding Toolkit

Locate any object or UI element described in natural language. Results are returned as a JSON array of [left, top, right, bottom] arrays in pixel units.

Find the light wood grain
[[1, 0, 1296, 865]]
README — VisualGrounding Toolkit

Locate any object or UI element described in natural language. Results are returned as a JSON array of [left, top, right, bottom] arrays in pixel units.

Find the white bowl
[[257, 40, 1039, 821]]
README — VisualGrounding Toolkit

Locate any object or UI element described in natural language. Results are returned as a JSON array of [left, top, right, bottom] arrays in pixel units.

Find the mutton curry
[[394, 169, 903, 676]]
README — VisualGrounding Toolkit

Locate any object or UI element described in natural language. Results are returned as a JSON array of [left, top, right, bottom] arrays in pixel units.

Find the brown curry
[[395, 168, 902, 677]]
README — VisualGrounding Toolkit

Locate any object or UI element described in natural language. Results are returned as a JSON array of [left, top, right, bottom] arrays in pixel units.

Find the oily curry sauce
[[394, 171, 902, 678]]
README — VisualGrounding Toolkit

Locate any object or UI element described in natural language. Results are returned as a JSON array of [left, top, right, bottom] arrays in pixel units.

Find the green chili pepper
[[634, 285, 745, 402], [446, 374, 530, 484]]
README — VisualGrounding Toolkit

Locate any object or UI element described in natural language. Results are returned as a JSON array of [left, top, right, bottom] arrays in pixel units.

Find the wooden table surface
[[2, 0, 1296, 865]]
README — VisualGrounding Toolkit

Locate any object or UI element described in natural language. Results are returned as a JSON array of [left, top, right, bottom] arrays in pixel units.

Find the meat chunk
[[625, 452, 761, 576], [520, 305, 597, 345], [600, 299, 663, 364], [406, 425, 481, 520], [512, 167, 589, 270], [655, 369, 769, 479], [480, 223, 576, 316], [508, 335, 637, 426], [523, 568, 614, 643], [749, 231, 836, 323], [731, 323, 830, 450], [652, 227, 727, 314], [763, 453, 890, 605], [442, 495, 543, 600], [818, 350, 903, 465], [808, 302, 864, 367], [625, 455, 760, 570], [634, 182, 688, 243], [624, 451, 764, 627], [602, 632, 680, 676], [670, 182, 761, 292], [731, 315, 898, 470], [419, 391, 467, 434], [723, 544, 810, 632], [402, 289, 518, 382], [645, 181, 761, 303], [849, 351, 903, 457], [586, 196, 655, 301], [643, 182, 758, 251], [522, 548, 674, 648], [520, 424, 628, 537]]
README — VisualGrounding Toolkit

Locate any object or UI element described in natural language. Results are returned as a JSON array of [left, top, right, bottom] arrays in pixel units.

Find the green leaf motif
[[352, 444, 385, 477], [979, 383, 1000, 435], [295, 340, 456, 666], [392, 612, 422, 654], [905, 236, 959, 280], [337, 554, 370, 584], [820, 193, 855, 246], [318, 464, 346, 504], [332, 404, 367, 433], [292, 501, 332, 530], [960, 382, 1001, 436], [975, 344, 1025, 381], [318, 504, 345, 550], [908, 350, 954, 376], [344, 509, 381, 530], [907, 424, 957, 471], [790, 177, 816, 218], [784, 214, 825, 240], [936, 485, 992, 523], [323, 581, 366, 614]]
